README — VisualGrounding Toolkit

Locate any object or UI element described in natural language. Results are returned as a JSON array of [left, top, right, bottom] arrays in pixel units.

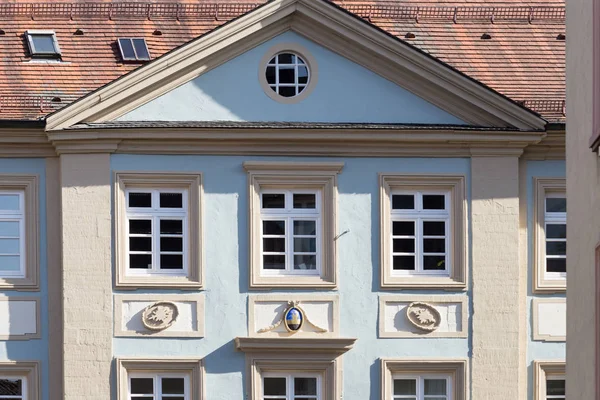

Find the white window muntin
[[392, 374, 451, 400], [128, 372, 189, 400], [390, 190, 451, 276], [260, 189, 322, 276], [0, 191, 25, 278], [544, 192, 566, 280], [125, 189, 188, 276], [545, 375, 565, 400], [266, 53, 310, 97], [262, 372, 321, 400], [0, 376, 26, 400]]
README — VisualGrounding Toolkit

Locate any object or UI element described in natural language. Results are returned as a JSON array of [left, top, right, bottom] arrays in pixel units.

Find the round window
[[265, 52, 310, 98]]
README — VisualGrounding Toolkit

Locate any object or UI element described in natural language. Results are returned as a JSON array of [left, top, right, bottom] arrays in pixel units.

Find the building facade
[[0, 0, 566, 399]]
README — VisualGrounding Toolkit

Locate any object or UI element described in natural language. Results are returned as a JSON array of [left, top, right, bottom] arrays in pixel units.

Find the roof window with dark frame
[[118, 38, 151, 62], [25, 30, 61, 59]]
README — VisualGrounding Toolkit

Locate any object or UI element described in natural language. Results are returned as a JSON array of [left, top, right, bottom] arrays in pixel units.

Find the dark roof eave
[[0, 119, 45, 129]]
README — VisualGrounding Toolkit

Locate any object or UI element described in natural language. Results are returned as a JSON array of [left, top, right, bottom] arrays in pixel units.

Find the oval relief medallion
[[284, 306, 304, 332], [406, 302, 441, 332], [142, 301, 179, 331]]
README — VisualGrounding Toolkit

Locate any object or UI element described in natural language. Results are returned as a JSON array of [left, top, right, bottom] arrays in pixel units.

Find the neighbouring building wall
[[566, 0, 597, 398]]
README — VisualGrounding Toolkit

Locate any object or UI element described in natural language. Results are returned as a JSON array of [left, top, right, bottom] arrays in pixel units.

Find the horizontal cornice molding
[[235, 337, 357, 354]]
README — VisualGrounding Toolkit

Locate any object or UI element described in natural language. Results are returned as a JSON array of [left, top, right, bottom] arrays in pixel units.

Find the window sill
[[381, 277, 466, 291], [250, 275, 336, 290], [532, 281, 566, 294], [116, 275, 202, 290]]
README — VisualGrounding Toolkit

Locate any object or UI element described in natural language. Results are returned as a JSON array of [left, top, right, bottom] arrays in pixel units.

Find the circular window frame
[[258, 43, 318, 104]]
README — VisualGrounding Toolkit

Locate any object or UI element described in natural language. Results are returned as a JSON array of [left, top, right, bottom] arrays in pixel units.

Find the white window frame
[[390, 190, 451, 277], [0, 191, 26, 278], [261, 372, 321, 400], [125, 188, 189, 277], [128, 372, 190, 400], [25, 30, 61, 57], [533, 361, 565, 400], [259, 189, 322, 277], [0, 375, 27, 400], [265, 53, 310, 98], [543, 192, 566, 281], [391, 374, 452, 400], [545, 375, 565, 400]]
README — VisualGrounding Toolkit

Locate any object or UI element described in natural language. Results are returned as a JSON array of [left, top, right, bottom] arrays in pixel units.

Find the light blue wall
[[526, 160, 566, 400], [118, 31, 465, 125], [111, 154, 470, 400], [0, 159, 48, 400]]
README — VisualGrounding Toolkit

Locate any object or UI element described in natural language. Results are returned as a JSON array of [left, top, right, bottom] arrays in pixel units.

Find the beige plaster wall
[[471, 156, 524, 399], [566, 0, 598, 397], [60, 154, 112, 399]]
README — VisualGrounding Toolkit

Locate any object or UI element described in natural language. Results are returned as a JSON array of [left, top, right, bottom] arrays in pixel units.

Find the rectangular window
[[262, 373, 320, 400], [260, 190, 321, 276], [118, 38, 151, 61], [129, 373, 188, 400], [0, 377, 25, 400], [391, 191, 450, 276], [25, 30, 61, 58], [393, 375, 450, 400], [545, 376, 565, 400], [534, 361, 565, 400], [544, 194, 566, 279], [0, 191, 25, 278]]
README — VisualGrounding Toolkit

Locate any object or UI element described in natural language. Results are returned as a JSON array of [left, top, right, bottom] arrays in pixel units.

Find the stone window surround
[[533, 177, 566, 293], [380, 358, 467, 400], [0, 361, 40, 400], [116, 358, 204, 400], [114, 172, 203, 289], [379, 174, 466, 290], [533, 360, 565, 400], [0, 175, 39, 290], [244, 161, 344, 289]]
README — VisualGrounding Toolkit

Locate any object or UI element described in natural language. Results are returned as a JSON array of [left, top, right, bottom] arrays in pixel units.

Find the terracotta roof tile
[[0, 0, 565, 122]]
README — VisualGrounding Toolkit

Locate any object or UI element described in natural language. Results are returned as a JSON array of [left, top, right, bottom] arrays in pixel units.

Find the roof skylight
[[25, 30, 61, 58], [118, 38, 150, 61]]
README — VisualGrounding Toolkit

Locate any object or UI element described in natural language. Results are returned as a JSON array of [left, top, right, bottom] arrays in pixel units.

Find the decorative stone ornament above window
[[114, 172, 203, 289], [243, 162, 343, 289], [379, 174, 466, 290], [259, 43, 318, 104]]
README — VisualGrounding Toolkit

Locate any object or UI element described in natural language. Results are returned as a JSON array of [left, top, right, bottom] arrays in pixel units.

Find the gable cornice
[[45, 0, 547, 132]]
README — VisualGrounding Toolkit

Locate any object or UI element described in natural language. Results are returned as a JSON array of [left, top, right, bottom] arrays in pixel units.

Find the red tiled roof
[[0, 1, 565, 122]]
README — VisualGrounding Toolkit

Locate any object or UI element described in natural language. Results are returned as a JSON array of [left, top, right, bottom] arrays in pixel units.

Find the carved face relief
[[406, 302, 441, 332], [142, 301, 179, 331]]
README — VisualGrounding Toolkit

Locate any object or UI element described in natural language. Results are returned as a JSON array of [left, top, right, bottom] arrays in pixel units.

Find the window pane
[[297, 85, 306, 95], [132, 38, 150, 60], [268, 57, 276, 64], [278, 86, 296, 97], [0, 221, 19, 237], [546, 379, 565, 395], [547, 241, 566, 256], [129, 192, 151, 208], [547, 258, 566, 273], [393, 238, 414, 253], [160, 192, 182, 208], [294, 378, 317, 395], [394, 379, 416, 395], [424, 255, 446, 270], [129, 219, 151, 234], [293, 193, 316, 209], [0, 255, 20, 272], [262, 193, 285, 208], [294, 220, 316, 235], [422, 194, 446, 210], [160, 237, 182, 252], [31, 34, 56, 53], [130, 377, 154, 394], [298, 66, 309, 84], [129, 237, 151, 252], [393, 221, 414, 236], [0, 238, 19, 254], [424, 379, 447, 395], [279, 68, 295, 84], [392, 195, 415, 210], [0, 194, 19, 211], [263, 255, 285, 270], [294, 238, 316, 252], [266, 66, 276, 84], [0, 379, 21, 395], [130, 254, 151, 269], [264, 377, 286, 395], [160, 219, 182, 235], [162, 378, 185, 394], [294, 254, 317, 270], [263, 220, 285, 235], [393, 255, 414, 270], [423, 221, 445, 236], [263, 238, 285, 252], [423, 238, 445, 253], [160, 254, 183, 269], [119, 38, 136, 59], [278, 53, 294, 64], [546, 224, 566, 239], [546, 197, 566, 213]]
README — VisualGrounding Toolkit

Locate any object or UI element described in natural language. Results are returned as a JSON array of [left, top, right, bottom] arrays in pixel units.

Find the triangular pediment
[[46, 0, 546, 131]]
